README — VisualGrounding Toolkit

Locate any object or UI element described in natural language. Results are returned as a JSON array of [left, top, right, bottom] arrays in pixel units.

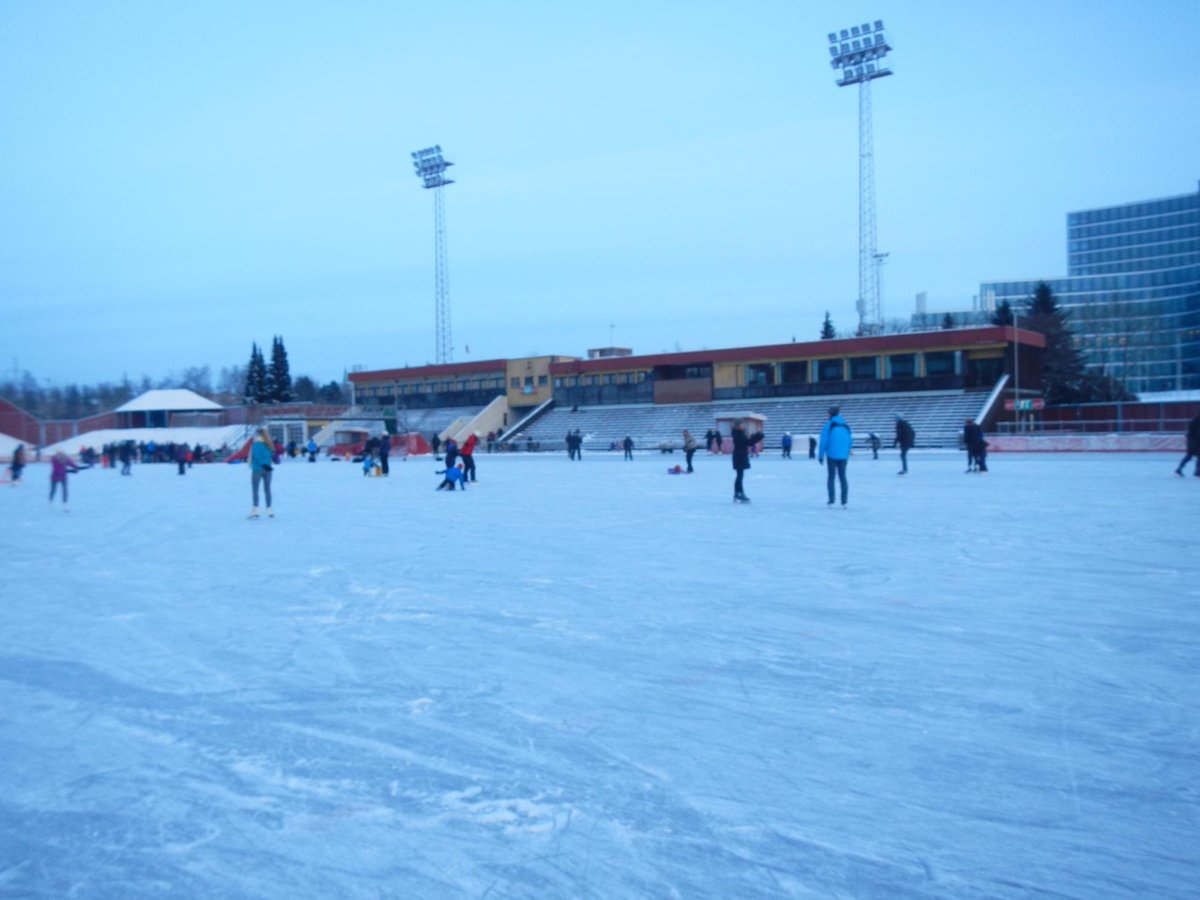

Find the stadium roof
[[115, 389, 223, 413]]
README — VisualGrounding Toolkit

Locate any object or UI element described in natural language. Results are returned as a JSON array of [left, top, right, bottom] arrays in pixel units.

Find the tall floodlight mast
[[827, 20, 893, 334], [412, 145, 455, 364]]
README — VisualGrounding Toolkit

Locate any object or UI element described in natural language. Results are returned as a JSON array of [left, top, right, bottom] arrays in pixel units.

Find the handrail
[[976, 374, 1009, 426]]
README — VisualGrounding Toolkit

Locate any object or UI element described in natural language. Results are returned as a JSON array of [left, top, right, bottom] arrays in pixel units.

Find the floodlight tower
[[827, 20, 893, 334], [412, 145, 455, 364]]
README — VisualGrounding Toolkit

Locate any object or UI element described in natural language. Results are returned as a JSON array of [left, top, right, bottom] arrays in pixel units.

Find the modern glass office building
[[981, 185, 1200, 394]]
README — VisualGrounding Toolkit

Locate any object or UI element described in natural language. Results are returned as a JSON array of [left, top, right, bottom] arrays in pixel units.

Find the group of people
[[725, 407, 992, 505]]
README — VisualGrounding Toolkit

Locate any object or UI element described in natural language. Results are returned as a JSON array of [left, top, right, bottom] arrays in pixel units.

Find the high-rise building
[[981, 184, 1199, 394]]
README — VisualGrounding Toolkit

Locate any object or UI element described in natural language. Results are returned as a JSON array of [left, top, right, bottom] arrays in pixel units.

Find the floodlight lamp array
[[411, 145, 454, 189], [827, 19, 891, 87]]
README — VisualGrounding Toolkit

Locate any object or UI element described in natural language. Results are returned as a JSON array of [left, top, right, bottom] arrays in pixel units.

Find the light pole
[[412, 145, 455, 365], [827, 20, 893, 335], [873, 251, 889, 325]]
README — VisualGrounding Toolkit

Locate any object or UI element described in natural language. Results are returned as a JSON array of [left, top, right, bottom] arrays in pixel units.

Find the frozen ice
[[1, 449, 1197, 898]]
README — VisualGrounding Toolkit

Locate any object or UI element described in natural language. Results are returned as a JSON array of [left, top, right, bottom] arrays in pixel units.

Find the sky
[[2, 0, 1199, 388], [2, 450, 1197, 896]]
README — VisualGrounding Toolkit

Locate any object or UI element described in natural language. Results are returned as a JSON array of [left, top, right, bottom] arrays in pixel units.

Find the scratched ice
[[1, 450, 1197, 898]]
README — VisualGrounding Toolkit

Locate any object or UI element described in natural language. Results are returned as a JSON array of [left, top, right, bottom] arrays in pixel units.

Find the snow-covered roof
[[0, 431, 25, 460], [115, 389, 224, 413]]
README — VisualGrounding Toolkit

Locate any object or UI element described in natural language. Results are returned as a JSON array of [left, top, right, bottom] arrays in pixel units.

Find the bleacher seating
[[520, 391, 993, 452]]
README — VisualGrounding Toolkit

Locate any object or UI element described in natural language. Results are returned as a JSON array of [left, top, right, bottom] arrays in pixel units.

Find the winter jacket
[[250, 439, 275, 473], [819, 415, 853, 462], [1187, 415, 1200, 453], [50, 454, 77, 482], [894, 419, 915, 450], [461, 434, 477, 456], [730, 427, 764, 471]]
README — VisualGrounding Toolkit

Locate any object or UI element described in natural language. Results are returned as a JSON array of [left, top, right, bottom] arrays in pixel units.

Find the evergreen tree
[[319, 380, 346, 404], [1022, 282, 1086, 404], [269, 335, 293, 403], [243, 343, 269, 403], [991, 299, 1014, 326], [293, 375, 317, 402], [820, 312, 836, 340], [941, 313, 955, 329]]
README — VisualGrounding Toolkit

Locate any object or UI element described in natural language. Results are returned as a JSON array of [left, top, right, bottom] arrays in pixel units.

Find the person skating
[[730, 419, 764, 503], [893, 413, 915, 474], [622, 436, 634, 460], [1174, 413, 1200, 477], [378, 433, 391, 476], [49, 449, 79, 510], [819, 406, 852, 507], [306, 438, 318, 462], [683, 429, 698, 473], [443, 437, 459, 470], [8, 443, 25, 484], [868, 433, 880, 460], [435, 462, 467, 491], [781, 432, 793, 459], [964, 418, 989, 473], [460, 431, 478, 482], [249, 427, 275, 518]]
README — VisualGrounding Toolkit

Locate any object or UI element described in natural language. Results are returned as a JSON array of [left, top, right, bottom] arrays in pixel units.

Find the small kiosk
[[714, 412, 766, 454]]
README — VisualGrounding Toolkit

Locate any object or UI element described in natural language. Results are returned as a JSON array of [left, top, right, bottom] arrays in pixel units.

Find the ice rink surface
[[2, 449, 1197, 898]]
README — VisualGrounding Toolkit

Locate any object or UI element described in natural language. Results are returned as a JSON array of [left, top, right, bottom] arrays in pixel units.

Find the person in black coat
[[730, 419, 764, 503], [893, 413, 915, 475], [964, 418, 989, 473], [1175, 413, 1200, 477], [378, 432, 391, 475]]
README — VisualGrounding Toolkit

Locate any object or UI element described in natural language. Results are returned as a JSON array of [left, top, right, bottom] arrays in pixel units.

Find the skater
[[435, 462, 466, 491], [443, 436, 459, 470], [808, 435, 817, 459], [564, 430, 577, 460], [175, 443, 189, 475], [893, 413, 915, 474], [460, 431, 478, 482], [683, 429, 698, 473], [964, 418, 989, 473], [868, 432, 881, 460], [622, 436, 634, 460], [818, 406, 852, 507], [119, 441, 134, 475], [431, 433, 442, 459], [572, 429, 583, 460], [249, 427, 275, 518], [1175, 413, 1200, 477], [781, 432, 793, 459], [8, 443, 25, 484], [378, 433, 391, 476], [307, 438, 318, 462], [730, 419, 764, 503], [49, 449, 79, 508]]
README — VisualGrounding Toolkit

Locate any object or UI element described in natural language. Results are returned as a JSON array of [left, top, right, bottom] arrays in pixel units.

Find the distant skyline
[[2, 1, 1198, 387]]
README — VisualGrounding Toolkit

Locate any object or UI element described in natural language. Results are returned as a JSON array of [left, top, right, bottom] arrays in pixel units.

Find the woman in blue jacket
[[249, 427, 275, 518], [818, 406, 853, 506]]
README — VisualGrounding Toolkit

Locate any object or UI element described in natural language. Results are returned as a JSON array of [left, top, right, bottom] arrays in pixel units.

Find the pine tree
[[991, 299, 1014, 326], [941, 313, 955, 329], [820, 312, 836, 340], [1023, 283, 1086, 404], [269, 335, 293, 403], [244, 343, 269, 403]]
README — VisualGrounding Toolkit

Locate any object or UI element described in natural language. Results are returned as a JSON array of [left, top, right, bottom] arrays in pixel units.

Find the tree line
[[0, 335, 347, 421]]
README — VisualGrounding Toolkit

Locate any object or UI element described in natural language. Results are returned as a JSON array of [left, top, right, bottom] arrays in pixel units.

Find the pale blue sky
[[2, 0, 1197, 386]]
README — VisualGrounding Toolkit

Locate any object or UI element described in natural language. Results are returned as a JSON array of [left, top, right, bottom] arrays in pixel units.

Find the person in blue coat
[[249, 428, 275, 518], [818, 406, 853, 507], [436, 462, 467, 491]]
